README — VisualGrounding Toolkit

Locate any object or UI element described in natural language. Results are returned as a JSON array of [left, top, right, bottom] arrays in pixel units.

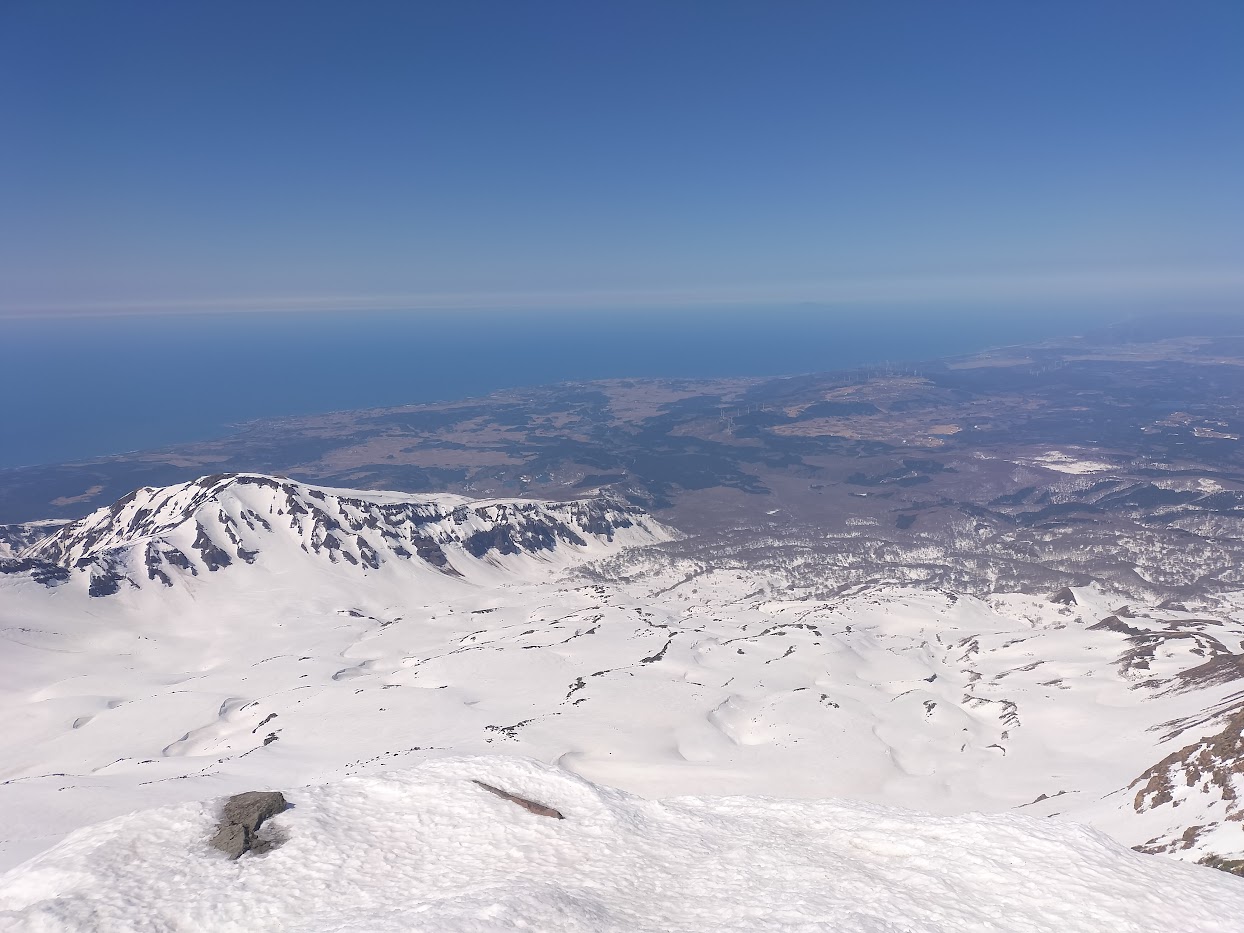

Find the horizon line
[[2, 265, 1243, 320]]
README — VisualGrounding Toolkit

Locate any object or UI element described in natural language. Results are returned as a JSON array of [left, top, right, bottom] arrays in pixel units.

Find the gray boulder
[[209, 790, 288, 859]]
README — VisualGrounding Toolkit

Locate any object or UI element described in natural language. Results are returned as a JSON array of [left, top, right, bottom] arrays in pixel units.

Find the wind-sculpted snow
[[2, 757, 1241, 933], [17, 473, 669, 595]]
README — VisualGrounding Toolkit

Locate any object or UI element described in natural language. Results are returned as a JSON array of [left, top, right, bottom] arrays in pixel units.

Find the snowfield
[[2, 756, 1242, 933], [3, 473, 1244, 926]]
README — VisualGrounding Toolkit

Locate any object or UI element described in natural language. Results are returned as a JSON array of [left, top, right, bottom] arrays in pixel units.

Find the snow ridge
[[2, 757, 1242, 933]]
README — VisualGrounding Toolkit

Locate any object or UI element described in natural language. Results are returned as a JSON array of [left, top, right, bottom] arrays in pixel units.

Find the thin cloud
[[2, 264, 1242, 319]]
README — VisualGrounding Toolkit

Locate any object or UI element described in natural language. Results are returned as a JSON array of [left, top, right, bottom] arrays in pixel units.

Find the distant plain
[[2, 306, 1113, 469]]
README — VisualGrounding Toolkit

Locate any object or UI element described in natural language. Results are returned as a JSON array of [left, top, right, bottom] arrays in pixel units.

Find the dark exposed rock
[[1049, 587, 1077, 605], [143, 543, 173, 586], [1178, 653, 1244, 691], [163, 548, 194, 572], [1088, 615, 1145, 636], [465, 524, 540, 557], [640, 636, 674, 664], [192, 525, 232, 571], [357, 536, 381, 569], [571, 500, 634, 539], [88, 569, 126, 597], [411, 535, 455, 571], [471, 780, 564, 819], [223, 790, 288, 829], [463, 513, 585, 558], [0, 557, 70, 585], [209, 790, 289, 859]]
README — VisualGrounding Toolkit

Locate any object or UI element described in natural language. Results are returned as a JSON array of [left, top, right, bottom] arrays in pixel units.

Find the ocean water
[[0, 306, 1112, 469]]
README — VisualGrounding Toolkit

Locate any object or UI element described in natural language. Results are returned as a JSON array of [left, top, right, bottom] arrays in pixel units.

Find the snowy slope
[[0, 522, 64, 560], [2, 756, 1242, 933], [3, 475, 1244, 879]]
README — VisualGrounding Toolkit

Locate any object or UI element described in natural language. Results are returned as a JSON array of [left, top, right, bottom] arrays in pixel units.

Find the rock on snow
[[1, 757, 1240, 933], [208, 791, 289, 860]]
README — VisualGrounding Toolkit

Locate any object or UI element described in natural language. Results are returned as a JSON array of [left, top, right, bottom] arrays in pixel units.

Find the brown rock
[[472, 780, 564, 819]]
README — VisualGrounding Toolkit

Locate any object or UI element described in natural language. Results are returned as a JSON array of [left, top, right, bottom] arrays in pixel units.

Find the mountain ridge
[[7, 472, 672, 598]]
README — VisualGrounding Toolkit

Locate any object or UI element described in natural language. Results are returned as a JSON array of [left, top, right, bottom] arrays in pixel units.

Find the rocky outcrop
[[209, 790, 289, 859], [1132, 709, 1244, 816], [1049, 587, 1078, 605]]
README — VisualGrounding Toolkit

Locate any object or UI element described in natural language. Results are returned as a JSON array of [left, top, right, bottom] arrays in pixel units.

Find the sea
[[0, 305, 1117, 469]]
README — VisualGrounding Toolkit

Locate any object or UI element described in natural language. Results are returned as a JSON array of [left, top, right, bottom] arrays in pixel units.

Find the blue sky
[[1, 1, 1241, 316]]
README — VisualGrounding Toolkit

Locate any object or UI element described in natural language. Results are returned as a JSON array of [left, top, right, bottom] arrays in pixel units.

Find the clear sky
[[2, 1, 1241, 316]]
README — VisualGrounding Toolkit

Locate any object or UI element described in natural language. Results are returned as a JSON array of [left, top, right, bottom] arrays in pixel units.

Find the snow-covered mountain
[[2, 474, 1244, 907], [3, 757, 1242, 933], [13, 472, 670, 596]]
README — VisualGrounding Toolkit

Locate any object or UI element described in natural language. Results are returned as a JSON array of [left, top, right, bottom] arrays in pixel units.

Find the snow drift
[[1, 757, 1240, 933]]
